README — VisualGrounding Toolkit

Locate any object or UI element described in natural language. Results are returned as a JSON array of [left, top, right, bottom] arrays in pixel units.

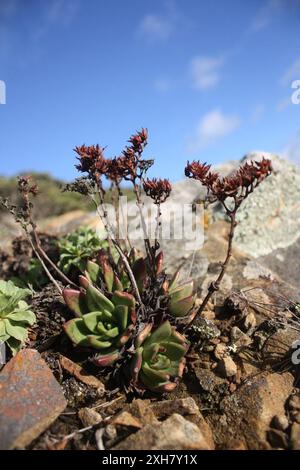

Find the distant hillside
[[0, 172, 134, 219]]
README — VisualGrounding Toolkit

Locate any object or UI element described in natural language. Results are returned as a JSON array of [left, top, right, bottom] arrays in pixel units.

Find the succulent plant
[[58, 227, 108, 274], [131, 320, 189, 392], [62, 246, 195, 371], [132, 252, 195, 318], [164, 269, 195, 318], [0, 280, 36, 355], [63, 273, 136, 366]]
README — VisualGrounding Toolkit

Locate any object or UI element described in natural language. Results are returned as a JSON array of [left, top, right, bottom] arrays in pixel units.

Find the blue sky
[[0, 0, 300, 182]]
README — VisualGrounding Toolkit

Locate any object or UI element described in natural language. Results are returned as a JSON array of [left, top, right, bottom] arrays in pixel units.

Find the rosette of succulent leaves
[[0, 128, 272, 393], [58, 226, 110, 275], [0, 280, 36, 355]]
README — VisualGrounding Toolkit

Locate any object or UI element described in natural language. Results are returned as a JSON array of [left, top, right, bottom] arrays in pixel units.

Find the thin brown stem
[[30, 226, 77, 287], [185, 208, 237, 330], [26, 232, 62, 295]]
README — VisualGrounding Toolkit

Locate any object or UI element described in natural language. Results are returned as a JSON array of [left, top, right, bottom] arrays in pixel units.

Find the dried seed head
[[185, 157, 272, 202], [128, 128, 148, 153], [143, 178, 172, 204], [74, 144, 107, 181]]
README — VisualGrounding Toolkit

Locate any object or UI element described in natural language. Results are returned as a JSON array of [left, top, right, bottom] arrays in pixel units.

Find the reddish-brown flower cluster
[[185, 158, 272, 201], [18, 176, 39, 197], [143, 178, 172, 204], [74, 144, 107, 181], [74, 129, 150, 185], [128, 128, 148, 154], [105, 154, 137, 183]]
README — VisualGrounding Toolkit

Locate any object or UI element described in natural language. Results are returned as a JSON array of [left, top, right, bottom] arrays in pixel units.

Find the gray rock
[[233, 154, 300, 258], [113, 413, 213, 450], [243, 260, 274, 281]]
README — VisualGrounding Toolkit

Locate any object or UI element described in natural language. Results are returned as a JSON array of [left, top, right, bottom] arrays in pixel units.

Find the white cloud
[[139, 14, 173, 41], [281, 58, 300, 86], [187, 109, 241, 153], [250, 0, 282, 32], [190, 56, 224, 90], [139, 2, 179, 43]]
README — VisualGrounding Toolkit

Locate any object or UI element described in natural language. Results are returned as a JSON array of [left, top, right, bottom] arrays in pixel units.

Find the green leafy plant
[[131, 320, 189, 392], [58, 227, 108, 274], [0, 280, 36, 355]]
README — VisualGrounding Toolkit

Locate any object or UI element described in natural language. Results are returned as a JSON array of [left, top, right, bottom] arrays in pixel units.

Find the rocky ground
[[0, 152, 300, 450]]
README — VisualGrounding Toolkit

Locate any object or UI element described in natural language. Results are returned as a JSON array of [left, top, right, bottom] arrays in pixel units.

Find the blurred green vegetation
[[0, 172, 134, 220]]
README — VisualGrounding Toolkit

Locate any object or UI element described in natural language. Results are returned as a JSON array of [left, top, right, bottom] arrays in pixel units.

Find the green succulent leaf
[[93, 348, 120, 367], [82, 311, 104, 333], [159, 341, 187, 361], [96, 322, 119, 338], [142, 362, 170, 382], [87, 336, 112, 349], [63, 289, 88, 317], [112, 291, 136, 309], [169, 294, 195, 317], [169, 281, 194, 303], [144, 321, 172, 347], [132, 321, 189, 394], [114, 305, 129, 331], [168, 269, 181, 293], [64, 318, 92, 347], [86, 260, 101, 283], [112, 275, 123, 292], [86, 285, 114, 312]]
